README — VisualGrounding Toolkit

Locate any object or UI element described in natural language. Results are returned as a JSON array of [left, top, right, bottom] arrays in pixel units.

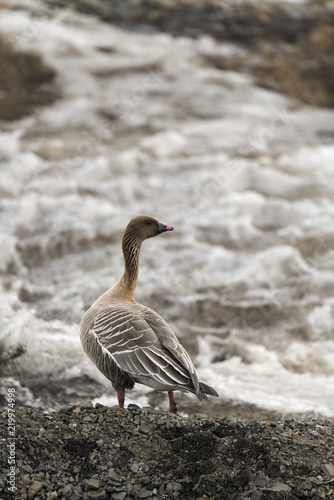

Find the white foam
[[197, 337, 334, 417], [218, 245, 310, 290], [307, 301, 334, 340], [139, 131, 187, 159], [0, 290, 96, 383]]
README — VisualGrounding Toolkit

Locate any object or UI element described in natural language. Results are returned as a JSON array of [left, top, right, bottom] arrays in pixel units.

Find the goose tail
[[198, 381, 219, 401]]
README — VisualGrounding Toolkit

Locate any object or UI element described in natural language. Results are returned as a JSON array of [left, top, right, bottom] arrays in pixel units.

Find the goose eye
[[146, 220, 152, 225]]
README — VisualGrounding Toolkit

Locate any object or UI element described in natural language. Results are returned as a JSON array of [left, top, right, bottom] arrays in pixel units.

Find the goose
[[80, 215, 218, 413]]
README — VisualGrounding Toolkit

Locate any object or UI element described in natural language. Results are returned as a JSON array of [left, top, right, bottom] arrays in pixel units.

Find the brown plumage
[[80, 215, 218, 413]]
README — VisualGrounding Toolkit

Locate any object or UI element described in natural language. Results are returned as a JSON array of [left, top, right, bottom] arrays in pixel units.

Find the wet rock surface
[[1, 404, 334, 499], [48, 0, 334, 107], [0, 36, 57, 121]]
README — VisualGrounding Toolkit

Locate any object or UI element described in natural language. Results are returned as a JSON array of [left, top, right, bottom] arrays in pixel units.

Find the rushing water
[[0, 1, 334, 417]]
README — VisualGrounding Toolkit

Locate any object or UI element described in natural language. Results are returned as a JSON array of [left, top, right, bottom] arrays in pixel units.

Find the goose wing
[[91, 304, 200, 392]]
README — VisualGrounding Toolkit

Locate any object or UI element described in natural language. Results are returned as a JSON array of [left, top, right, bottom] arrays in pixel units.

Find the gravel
[[1, 403, 334, 499]]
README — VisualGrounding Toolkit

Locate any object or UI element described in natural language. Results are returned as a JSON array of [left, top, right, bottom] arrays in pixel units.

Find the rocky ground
[[1, 403, 334, 500]]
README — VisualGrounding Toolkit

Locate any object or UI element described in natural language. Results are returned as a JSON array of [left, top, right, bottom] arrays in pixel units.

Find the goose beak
[[158, 222, 174, 233]]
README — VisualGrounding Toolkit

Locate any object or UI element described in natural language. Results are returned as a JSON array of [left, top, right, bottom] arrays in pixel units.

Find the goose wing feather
[[143, 308, 201, 394], [91, 304, 199, 391]]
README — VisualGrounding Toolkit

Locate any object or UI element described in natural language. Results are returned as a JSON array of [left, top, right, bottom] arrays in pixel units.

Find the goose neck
[[121, 232, 142, 296]]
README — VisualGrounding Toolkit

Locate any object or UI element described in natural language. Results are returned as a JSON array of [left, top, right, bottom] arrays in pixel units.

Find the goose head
[[125, 215, 174, 242]]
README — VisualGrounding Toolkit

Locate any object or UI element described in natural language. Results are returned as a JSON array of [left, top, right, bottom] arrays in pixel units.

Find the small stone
[[250, 491, 262, 500], [25, 465, 33, 474], [140, 422, 153, 434], [254, 477, 267, 487], [264, 483, 292, 493], [87, 479, 100, 490], [137, 489, 152, 498], [87, 491, 107, 500], [62, 433, 73, 440], [59, 404, 72, 413], [166, 483, 174, 495], [111, 492, 126, 500], [108, 486, 124, 493], [173, 482, 182, 492], [28, 480, 44, 498], [128, 404, 140, 409], [322, 463, 334, 477], [301, 480, 312, 490], [75, 400, 93, 407], [20, 476, 32, 486], [106, 469, 120, 482], [131, 463, 139, 473], [142, 406, 155, 413], [83, 415, 94, 422], [62, 484, 73, 497], [310, 476, 323, 485], [46, 493, 58, 500]]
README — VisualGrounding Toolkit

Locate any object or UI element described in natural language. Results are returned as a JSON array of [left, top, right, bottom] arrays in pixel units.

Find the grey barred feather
[[86, 302, 206, 396]]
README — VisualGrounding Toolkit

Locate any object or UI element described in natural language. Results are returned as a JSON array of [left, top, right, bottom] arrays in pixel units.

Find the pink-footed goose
[[80, 215, 218, 413]]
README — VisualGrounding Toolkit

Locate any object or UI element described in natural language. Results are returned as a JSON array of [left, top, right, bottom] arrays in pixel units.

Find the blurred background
[[0, 0, 334, 418]]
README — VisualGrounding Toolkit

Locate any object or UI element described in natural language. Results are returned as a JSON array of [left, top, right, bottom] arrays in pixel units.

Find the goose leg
[[168, 391, 178, 414], [117, 392, 125, 409]]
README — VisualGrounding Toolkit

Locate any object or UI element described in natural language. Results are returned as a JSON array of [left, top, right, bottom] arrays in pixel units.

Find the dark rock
[[139, 422, 153, 434], [137, 489, 152, 498], [106, 469, 121, 482], [254, 476, 268, 487], [87, 479, 100, 490], [87, 491, 107, 500], [267, 460, 281, 478], [28, 480, 44, 498], [128, 404, 140, 410], [67, 0, 334, 108], [250, 491, 262, 500], [322, 463, 334, 477], [62, 484, 73, 497], [0, 37, 58, 121]]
